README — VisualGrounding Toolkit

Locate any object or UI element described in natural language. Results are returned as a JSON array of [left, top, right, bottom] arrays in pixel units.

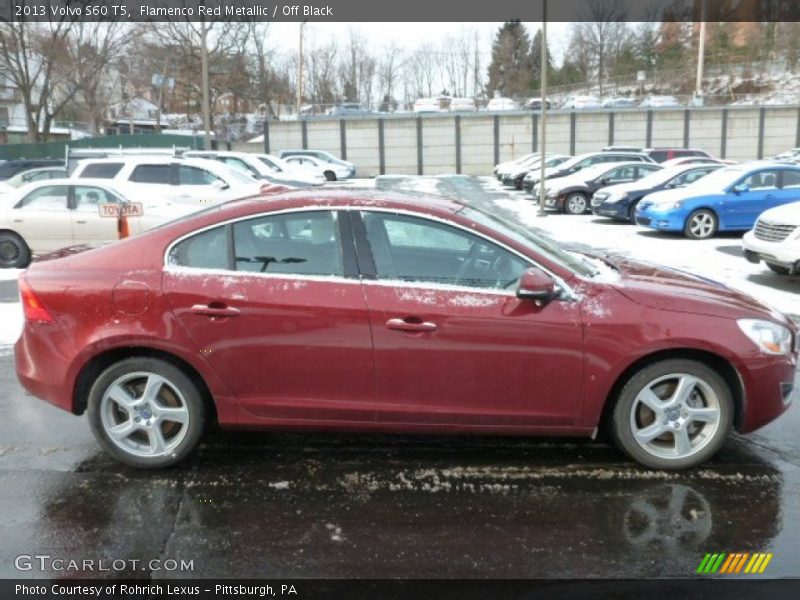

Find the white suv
[[743, 201, 800, 275], [71, 156, 266, 208]]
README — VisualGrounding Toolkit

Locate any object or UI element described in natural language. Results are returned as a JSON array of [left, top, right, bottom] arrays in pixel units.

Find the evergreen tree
[[529, 29, 554, 92], [486, 20, 533, 98]]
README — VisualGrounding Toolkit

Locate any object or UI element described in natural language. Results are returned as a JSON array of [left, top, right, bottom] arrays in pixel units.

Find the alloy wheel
[[688, 212, 715, 239], [566, 193, 587, 215]]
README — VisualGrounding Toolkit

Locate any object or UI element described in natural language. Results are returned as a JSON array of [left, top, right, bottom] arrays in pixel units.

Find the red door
[[357, 211, 584, 428], [163, 210, 375, 423]]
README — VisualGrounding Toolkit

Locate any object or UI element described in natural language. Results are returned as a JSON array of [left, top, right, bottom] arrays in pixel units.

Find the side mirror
[[516, 267, 560, 304], [212, 180, 229, 191], [732, 183, 749, 194]]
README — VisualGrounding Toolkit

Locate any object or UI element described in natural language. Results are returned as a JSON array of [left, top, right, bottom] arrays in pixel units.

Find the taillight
[[18, 276, 54, 324]]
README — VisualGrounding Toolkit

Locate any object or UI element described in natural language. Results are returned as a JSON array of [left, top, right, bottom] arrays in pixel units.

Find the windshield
[[223, 167, 259, 186], [633, 166, 695, 187], [682, 166, 747, 190], [460, 206, 598, 278]]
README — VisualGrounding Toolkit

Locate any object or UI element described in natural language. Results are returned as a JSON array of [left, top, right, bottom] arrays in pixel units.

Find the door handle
[[190, 303, 240, 318], [386, 317, 437, 332], [75, 220, 87, 224]]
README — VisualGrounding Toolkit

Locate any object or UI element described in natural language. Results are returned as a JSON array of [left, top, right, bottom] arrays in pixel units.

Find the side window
[[79, 163, 123, 179], [168, 226, 228, 270], [222, 157, 257, 177], [233, 210, 344, 276], [361, 212, 528, 290], [178, 166, 223, 186], [741, 170, 778, 190], [678, 169, 712, 186], [130, 164, 173, 184], [649, 151, 668, 162], [636, 165, 659, 177], [74, 186, 122, 212], [605, 166, 636, 182], [14, 185, 68, 211], [780, 170, 800, 189]]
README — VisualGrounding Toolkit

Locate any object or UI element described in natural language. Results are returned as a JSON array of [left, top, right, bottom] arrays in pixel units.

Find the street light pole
[[538, 0, 548, 217]]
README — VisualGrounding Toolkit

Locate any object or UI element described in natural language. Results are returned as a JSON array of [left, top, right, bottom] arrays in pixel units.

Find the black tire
[[564, 192, 588, 215], [87, 357, 206, 469], [323, 170, 337, 181], [0, 231, 31, 269], [628, 202, 639, 225], [766, 262, 791, 275], [684, 209, 718, 239], [611, 359, 733, 470]]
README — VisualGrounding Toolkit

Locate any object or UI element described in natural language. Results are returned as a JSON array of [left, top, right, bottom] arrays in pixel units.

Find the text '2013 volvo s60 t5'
[[14, 190, 799, 469]]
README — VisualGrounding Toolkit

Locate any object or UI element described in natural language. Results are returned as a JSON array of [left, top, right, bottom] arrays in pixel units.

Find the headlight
[[672, 201, 684, 209], [737, 319, 793, 355]]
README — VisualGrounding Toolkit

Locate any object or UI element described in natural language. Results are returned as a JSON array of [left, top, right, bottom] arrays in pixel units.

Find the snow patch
[[0, 269, 22, 282], [0, 303, 23, 346]]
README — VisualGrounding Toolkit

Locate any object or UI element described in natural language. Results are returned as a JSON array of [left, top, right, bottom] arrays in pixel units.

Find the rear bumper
[[15, 323, 75, 413]]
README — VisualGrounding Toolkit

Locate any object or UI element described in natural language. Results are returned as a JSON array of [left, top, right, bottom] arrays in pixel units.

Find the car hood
[[604, 255, 791, 323], [756, 200, 800, 226], [548, 172, 590, 191], [641, 186, 719, 207], [596, 180, 648, 197]]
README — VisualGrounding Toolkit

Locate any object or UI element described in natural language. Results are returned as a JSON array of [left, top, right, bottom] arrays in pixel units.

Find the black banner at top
[[2, 0, 800, 23]]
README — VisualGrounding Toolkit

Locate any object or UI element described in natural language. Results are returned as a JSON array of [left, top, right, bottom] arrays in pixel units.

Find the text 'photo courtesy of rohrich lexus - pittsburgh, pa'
[[13, 188, 798, 470]]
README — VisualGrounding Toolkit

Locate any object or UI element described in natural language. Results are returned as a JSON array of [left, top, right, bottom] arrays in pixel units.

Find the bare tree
[[404, 42, 438, 99], [339, 30, 376, 106], [306, 40, 338, 108], [378, 42, 403, 110], [572, 0, 630, 95]]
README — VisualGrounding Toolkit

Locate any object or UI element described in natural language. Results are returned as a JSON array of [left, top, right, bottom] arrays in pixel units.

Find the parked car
[[486, 96, 519, 111], [639, 95, 682, 109], [0, 159, 64, 181], [524, 151, 655, 193], [601, 97, 636, 108], [277, 150, 356, 178], [743, 201, 800, 275], [494, 153, 540, 180], [283, 154, 352, 181], [771, 148, 800, 161], [448, 97, 477, 112], [542, 161, 662, 215], [660, 157, 731, 168], [592, 163, 723, 223], [635, 162, 800, 239], [326, 103, 372, 117], [413, 97, 442, 114], [502, 155, 571, 190], [0, 179, 193, 268], [0, 166, 67, 191], [15, 189, 798, 470], [642, 148, 712, 163], [184, 151, 325, 187], [525, 98, 552, 110], [71, 156, 267, 208], [602, 145, 643, 153], [562, 95, 601, 110]]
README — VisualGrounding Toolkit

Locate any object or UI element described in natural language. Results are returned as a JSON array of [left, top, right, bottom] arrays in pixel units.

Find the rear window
[[130, 165, 172, 184], [79, 162, 123, 179], [648, 151, 668, 162]]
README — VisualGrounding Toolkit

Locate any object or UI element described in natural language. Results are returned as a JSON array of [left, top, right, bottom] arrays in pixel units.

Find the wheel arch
[[596, 347, 745, 440]]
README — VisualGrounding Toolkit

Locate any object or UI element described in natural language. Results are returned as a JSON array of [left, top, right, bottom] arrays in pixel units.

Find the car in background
[[412, 97, 442, 114], [277, 150, 356, 178], [660, 157, 731, 168], [635, 162, 800, 239], [523, 151, 655, 193], [542, 161, 662, 215], [743, 201, 800, 275], [0, 179, 193, 268], [602, 146, 643, 152], [642, 148, 711, 163], [525, 98, 552, 110], [503, 155, 571, 190], [601, 97, 636, 109], [639, 95, 682, 109], [593, 163, 723, 223], [562, 95, 601, 110], [283, 154, 352, 181], [0, 159, 64, 181], [0, 166, 67, 195], [184, 151, 325, 187], [494, 153, 540, 180], [448, 97, 477, 112], [71, 156, 268, 208], [772, 148, 800, 162], [327, 103, 373, 117], [15, 188, 798, 470], [486, 96, 519, 111]]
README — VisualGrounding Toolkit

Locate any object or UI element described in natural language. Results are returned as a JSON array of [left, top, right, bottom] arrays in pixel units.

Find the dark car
[[543, 161, 662, 214], [525, 98, 552, 110], [642, 148, 711, 163], [592, 163, 723, 223], [523, 152, 655, 193], [0, 159, 64, 181]]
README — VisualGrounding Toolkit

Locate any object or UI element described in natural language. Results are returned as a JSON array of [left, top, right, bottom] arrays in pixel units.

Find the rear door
[[70, 184, 133, 242]]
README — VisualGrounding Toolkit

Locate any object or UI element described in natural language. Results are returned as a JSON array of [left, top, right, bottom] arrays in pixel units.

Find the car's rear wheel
[[324, 170, 337, 181], [0, 232, 31, 269], [628, 202, 639, 224], [564, 192, 588, 215], [612, 359, 733, 470], [766, 262, 791, 275], [684, 209, 718, 239], [88, 358, 205, 468]]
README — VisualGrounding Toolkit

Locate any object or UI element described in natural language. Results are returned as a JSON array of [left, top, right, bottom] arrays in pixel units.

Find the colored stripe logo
[[697, 552, 773, 574]]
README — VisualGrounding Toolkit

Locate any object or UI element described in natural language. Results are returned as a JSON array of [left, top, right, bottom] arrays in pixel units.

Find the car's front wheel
[[0, 231, 31, 269], [88, 358, 206, 468], [564, 192, 588, 215], [766, 262, 791, 275], [684, 209, 718, 239], [612, 359, 733, 470], [324, 170, 337, 181]]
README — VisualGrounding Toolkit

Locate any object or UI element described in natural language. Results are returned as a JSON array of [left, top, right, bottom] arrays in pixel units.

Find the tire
[[766, 262, 791, 275], [87, 357, 206, 469], [611, 359, 733, 470], [564, 192, 589, 215], [684, 209, 718, 239], [0, 231, 31, 269], [323, 170, 337, 182], [628, 202, 639, 225]]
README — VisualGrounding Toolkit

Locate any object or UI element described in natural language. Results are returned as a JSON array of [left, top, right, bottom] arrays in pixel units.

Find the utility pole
[[297, 21, 306, 116], [695, 0, 707, 105], [538, 0, 548, 217], [155, 56, 170, 134], [201, 21, 211, 148]]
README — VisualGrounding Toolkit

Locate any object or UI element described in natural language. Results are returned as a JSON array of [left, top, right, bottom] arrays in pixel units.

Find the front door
[[356, 210, 584, 427], [9, 184, 72, 253]]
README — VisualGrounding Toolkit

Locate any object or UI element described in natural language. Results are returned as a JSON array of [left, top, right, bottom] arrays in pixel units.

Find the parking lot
[[0, 175, 798, 580]]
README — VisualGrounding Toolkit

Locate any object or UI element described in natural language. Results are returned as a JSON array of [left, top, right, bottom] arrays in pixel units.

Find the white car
[[282, 155, 352, 182], [743, 201, 800, 275], [71, 156, 266, 208], [562, 95, 601, 110], [640, 95, 682, 109], [486, 97, 519, 111], [494, 153, 540, 179], [183, 151, 325, 187], [0, 179, 194, 268], [0, 166, 67, 194]]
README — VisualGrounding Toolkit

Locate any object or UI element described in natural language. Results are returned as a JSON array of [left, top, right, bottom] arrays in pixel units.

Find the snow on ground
[[0, 269, 22, 282], [479, 177, 800, 318], [0, 303, 22, 347]]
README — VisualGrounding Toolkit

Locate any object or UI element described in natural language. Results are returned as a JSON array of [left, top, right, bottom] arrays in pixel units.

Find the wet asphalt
[[0, 177, 799, 581]]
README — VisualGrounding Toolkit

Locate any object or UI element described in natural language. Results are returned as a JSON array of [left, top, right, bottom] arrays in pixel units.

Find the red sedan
[[14, 190, 798, 469]]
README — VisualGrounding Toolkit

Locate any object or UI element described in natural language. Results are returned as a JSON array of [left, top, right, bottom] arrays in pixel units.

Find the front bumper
[[738, 352, 797, 432], [634, 208, 684, 231], [593, 201, 628, 219], [742, 230, 800, 270]]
